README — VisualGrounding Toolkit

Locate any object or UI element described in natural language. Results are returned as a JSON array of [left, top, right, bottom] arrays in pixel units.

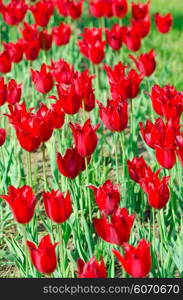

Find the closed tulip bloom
[[57, 147, 89, 179], [88, 180, 120, 215], [155, 13, 173, 34], [50, 101, 65, 129], [0, 50, 11, 74], [43, 190, 72, 223], [127, 156, 152, 183], [52, 22, 71, 46], [97, 98, 128, 132], [0, 77, 7, 106], [3, 41, 23, 63], [56, 83, 81, 115], [19, 38, 40, 61], [0, 0, 27, 26], [140, 169, 170, 209], [93, 208, 135, 245], [50, 59, 74, 84], [36, 103, 54, 143], [139, 120, 154, 148], [67, 0, 83, 19], [55, 0, 68, 16], [1, 186, 37, 224], [77, 257, 107, 278], [31, 64, 54, 94], [113, 239, 151, 277], [131, 16, 151, 39], [39, 30, 52, 51], [106, 24, 123, 51], [122, 25, 141, 52], [30, 0, 54, 27], [0, 128, 6, 146], [69, 119, 100, 157], [7, 79, 22, 105], [89, 0, 107, 18], [132, 1, 150, 20], [27, 235, 59, 274], [148, 84, 183, 121], [129, 49, 156, 77], [112, 0, 128, 18]]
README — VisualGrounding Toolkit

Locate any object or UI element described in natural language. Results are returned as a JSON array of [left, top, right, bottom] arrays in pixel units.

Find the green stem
[[42, 143, 47, 190], [114, 133, 119, 183], [26, 151, 32, 187], [22, 224, 29, 277], [85, 157, 92, 222], [57, 223, 65, 277]]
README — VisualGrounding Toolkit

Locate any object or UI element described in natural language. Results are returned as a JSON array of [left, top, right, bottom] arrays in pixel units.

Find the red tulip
[[43, 190, 72, 223], [56, 83, 81, 115], [50, 101, 65, 129], [57, 147, 89, 179], [0, 50, 11, 74], [31, 64, 54, 94], [1, 186, 37, 224], [89, 0, 113, 18], [69, 119, 100, 157], [52, 22, 71, 46], [93, 208, 135, 245], [113, 239, 151, 277], [67, 0, 83, 19], [139, 118, 179, 169], [0, 77, 7, 106], [140, 168, 170, 209], [55, 0, 68, 16], [97, 98, 128, 132], [30, 0, 54, 27], [3, 41, 23, 63], [127, 156, 152, 183], [78, 27, 106, 64], [27, 235, 59, 274], [148, 84, 183, 121], [131, 16, 151, 38], [0, 0, 27, 26], [0, 128, 6, 146], [106, 24, 123, 51], [20, 23, 40, 61], [122, 25, 141, 52], [131, 1, 150, 20], [112, 0, 128, 18], [39, 29, 52, 51], [50, 59, 74, 84], [129, 49, 156, 77], [7, 79, 22, 105], [77, 257, 107, 278], [155, 13, 173, 34], [88, 180, 120, 215]]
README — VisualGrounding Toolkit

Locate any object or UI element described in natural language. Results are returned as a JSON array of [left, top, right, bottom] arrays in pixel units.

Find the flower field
[[0, 0, 182, 278]]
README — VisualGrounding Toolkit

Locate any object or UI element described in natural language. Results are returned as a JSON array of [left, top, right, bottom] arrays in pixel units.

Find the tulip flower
[[148, 84, 183, 121], [176, 134, 183, 166], [56, 83, 81, 115], [0, 77, 7, 106], [0, 128, 6, 146], [3, 41, 23, 63], [27, 234, 59, 274], [67, 0, 83, 19], [122, 25, 141, 52], [131, 16, 151, 39], [112, 0, 128, 18], [106, 24, 123, 51], [127, 156, 152, 183], [77, 257, 107, 278], [97, 98, 128, 132], [30, 0, 54, 27], [57, 147, 90, 179], [7, 79, 22, 105], [55, 0, 68, 16], [139, 118, 179, 169], [140, 169, 170, 209], [78, 27, 106, 64], [113, 239, 151, 277], [1, 186, 37, 224], [52, 22, 71, 47], [43, 190, 72, 223], [39, 30, 52, 51], [50, 101, 65, 129], [50, 59, 74, 84], [129, 49, 156, 77], [69, 119, 100, 157], [31, 64, 54, 94], [155, 13, 173, 34], [89, 0, 113, 18], [93, 208, 135, 245], [0, 50, 11, 74], [0, 0, 27, 26], [88, 180, 120, 215], [36, 103, 54, 143], [131, 1, 150, 20], [20, 23, 40, 61]]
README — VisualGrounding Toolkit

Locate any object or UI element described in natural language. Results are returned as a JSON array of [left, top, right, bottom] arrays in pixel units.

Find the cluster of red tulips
[[0, 0, 182, 279]]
